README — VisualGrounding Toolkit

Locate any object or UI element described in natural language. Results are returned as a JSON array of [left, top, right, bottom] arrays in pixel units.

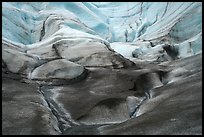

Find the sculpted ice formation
[[30, 59, 85, 80], [2, 2, 202, 135]]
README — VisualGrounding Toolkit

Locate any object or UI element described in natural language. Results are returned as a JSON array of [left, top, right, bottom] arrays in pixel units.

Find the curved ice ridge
[[2, 2, 202, 43]]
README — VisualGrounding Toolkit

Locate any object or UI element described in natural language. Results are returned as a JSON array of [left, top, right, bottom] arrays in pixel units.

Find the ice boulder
[[30, 59, 86, 81]]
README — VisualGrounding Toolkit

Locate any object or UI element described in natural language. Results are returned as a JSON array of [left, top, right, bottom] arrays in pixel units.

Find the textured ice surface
[[2, 2, 202, 135], [2, 2, 202, 61]]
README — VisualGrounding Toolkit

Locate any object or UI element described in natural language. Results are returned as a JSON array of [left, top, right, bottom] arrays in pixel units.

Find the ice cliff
[[2, 2, 202, 61]]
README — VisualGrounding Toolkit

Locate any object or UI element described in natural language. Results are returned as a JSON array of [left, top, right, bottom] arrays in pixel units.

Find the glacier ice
[[2, 2, 202, 135], [2, 2, 202, 63]]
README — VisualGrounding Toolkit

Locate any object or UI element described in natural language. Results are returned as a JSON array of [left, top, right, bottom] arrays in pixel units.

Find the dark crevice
[[158, 71, 169, 85], [139, 2, 143, 23], [162, 44, 179, 60], [161, 2, 169, 18], [39, 20, 46, 41], [52, 43, 63, 59], [129, 71, 164, 118], [130, 97, 147, 118], [129, 82, 137, 91], [37, 86, 64, 133], [39, 15, 55, 41], [38, 85, 79, 133]]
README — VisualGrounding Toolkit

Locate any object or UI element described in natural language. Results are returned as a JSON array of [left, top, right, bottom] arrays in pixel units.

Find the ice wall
[[2, 2, 202, 58]]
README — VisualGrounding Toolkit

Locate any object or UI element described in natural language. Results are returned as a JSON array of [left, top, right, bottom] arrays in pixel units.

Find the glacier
[[2, 2, 202, 135]]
